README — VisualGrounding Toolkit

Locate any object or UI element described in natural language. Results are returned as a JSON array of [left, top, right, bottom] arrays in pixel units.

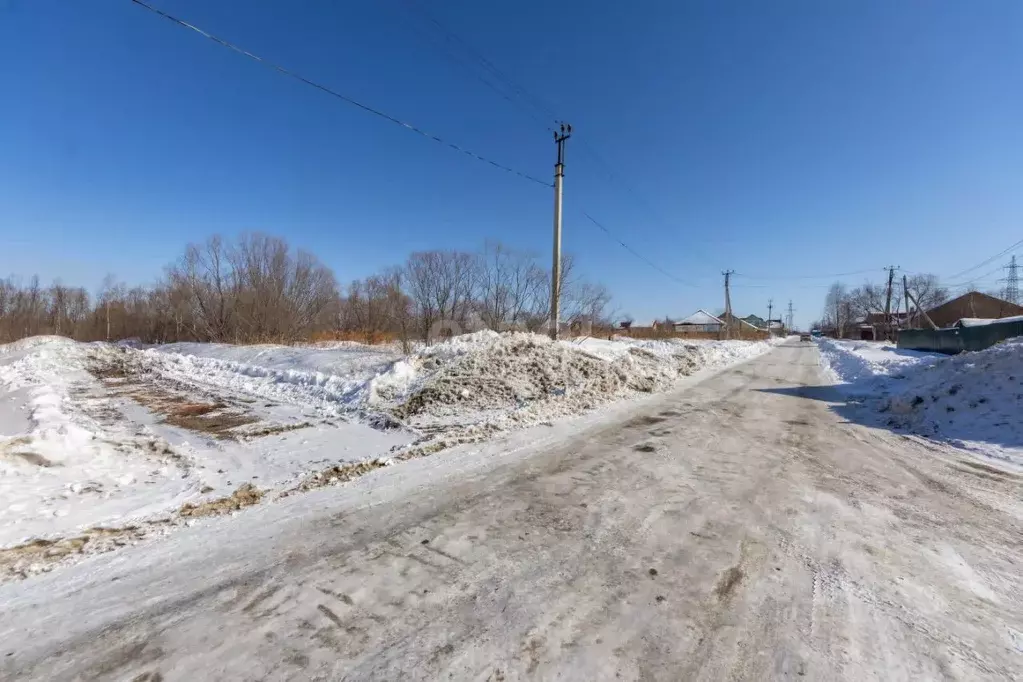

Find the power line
[[127, 0, 551, 188], [574, 140, 724, 269], [734, 268, 883, 281], [938, 263, 1007, 289], [942, 237, 1023, 282], [395, 0, 724, 277], [395, 0, 559, 130], [582, 212, 697, 287], [394, 0, 728, 274]]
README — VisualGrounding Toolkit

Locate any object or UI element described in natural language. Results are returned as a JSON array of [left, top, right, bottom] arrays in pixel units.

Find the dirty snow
[[1, 332, 777, 578], [816, 337, 1023, 469], [0, 338, 411, 558]]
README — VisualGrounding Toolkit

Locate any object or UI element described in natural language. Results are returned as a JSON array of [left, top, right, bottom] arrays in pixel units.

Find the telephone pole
[[786, 300, 794, 332], [767, 299, 774, 337], [883, 265, 898, 341], [904, 275, 938, 330], [550, 123, 571, 339], [723, 270, 735, 339]]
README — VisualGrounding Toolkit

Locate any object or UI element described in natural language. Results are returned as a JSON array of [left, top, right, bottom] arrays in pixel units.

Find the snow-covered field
[[0, 332, 780, 579], [816, 337, 1023, 469]]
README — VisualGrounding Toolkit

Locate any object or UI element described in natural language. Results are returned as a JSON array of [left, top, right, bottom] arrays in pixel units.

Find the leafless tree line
[[336, 240, 613, 346], [816, 274, 949, 336], [0, 234, 613, 347]]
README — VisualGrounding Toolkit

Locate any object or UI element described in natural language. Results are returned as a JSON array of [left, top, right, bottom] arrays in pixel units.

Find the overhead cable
[[583, 212, 697, 287], [734, 268, 882, 281], [127, 0, 551, 188], [397, 0, 559, 131], [942, 238, 1023, 281]]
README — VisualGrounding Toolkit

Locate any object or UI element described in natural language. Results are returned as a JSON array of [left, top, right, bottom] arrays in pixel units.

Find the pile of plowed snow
[[135, 333, 778, 429], [388, 332, 775, 423], [0, 332, 777, 576], [876, 340, 1023, 466], [817, 337, 1023, 468], [138, 332, 778, 430], [395, 334, 671, 419]]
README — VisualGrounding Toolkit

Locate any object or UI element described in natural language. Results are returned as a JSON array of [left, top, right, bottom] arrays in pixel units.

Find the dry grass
[[179, 483, 265, 518], [239, 422, 312, 438], [169, 402, 223, 417], [309, 330, 401, 345], [289, 459, 389, 494], [0, 526, 148, 581], [89, 354, 260, 439], [125, 392, 255, 438], [165, 410, 258, 436]]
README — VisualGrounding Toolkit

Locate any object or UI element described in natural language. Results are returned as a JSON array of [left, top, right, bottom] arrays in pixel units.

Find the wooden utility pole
[[904, 275, 938, 330], [882, 265, 898, 340], [549, 123, 571, 340], [723, 270, 735, 339], [767, 299, 774, 338], [902, 276, 911, 328]]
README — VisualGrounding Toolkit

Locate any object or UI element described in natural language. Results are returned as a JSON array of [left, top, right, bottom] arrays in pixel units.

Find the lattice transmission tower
[[1005, 255, 1020, 305]]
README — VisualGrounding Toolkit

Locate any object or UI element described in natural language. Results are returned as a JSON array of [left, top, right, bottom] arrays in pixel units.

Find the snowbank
[[816, 338, 942, 391], [816, 338, 1023, 468], [0, 338, 410, 555], [150, 332, 780, 429], [383, 332, 780, 426], [1, 332, 777, 576]]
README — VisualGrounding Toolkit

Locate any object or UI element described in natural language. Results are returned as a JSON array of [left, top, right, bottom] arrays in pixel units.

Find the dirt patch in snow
[[0, 525, 152, 581], [165, 408, 258, 438], [0, 437, 57, 468], [287, 459, 391, 494], [715, 565, 745, 600], [179, 484, 265, 518], [87, 349, 282, 440]]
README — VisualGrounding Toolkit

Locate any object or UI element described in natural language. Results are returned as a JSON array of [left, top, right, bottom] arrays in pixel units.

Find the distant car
[[799, 333, 812, 342]]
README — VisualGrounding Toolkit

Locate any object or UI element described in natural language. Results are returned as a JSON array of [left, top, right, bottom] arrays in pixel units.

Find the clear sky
[[2, 0, 1021, 328]]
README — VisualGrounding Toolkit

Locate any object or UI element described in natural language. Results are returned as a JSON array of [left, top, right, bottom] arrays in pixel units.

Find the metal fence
[[622, 326, 770, 341], [897, 319, 1023, 354]]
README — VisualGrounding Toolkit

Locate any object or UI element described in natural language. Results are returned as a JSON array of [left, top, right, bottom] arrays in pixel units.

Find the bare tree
[[906, 274, 949, 311], [475, 241, 543, 331], [824, 282, 849, 337], [0, 233, 617, 347], [403, 250, 478, 340]]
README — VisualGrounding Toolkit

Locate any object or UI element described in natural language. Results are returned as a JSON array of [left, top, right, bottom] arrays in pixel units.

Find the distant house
[[923, 292, 1023, 328], [720, 311, 767, 334], [742, 314, 767, 329], [857, 311, 911, 340], [674, 309, 724, 333]]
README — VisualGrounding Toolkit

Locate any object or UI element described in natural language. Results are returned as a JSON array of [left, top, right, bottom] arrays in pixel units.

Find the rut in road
[[1, 342, 1020, 681]]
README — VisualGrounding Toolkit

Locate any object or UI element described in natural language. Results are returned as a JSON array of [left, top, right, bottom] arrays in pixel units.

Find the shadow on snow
[[756, 382, 1023, 453]]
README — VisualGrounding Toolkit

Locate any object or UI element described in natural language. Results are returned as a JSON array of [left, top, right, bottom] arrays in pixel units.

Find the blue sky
[[2, 0, 1021, 328]]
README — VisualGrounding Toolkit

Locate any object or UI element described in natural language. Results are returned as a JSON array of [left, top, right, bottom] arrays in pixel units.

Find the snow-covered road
[[2, 340, 1020, 680]]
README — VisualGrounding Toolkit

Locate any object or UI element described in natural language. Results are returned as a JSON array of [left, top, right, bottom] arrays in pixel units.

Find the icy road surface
[[2, 340, 1020, 681]]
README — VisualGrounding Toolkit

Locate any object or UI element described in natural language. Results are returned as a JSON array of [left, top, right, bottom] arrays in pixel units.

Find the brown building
[[924, 292, 1023, 328]]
